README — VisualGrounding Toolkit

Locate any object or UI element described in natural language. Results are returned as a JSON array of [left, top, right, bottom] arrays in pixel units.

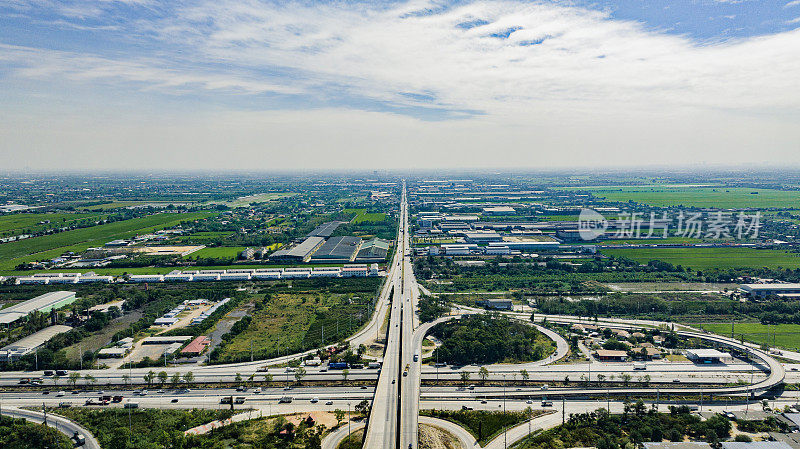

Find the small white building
[[77, 276, 114, 283], [129, 275, 165, 283], [219, 272, 251, 281], [192, 273, 221, 282]]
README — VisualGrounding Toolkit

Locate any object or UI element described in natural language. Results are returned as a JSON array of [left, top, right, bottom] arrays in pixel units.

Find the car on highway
[[253, 388, 261, 394], [541, 385, 549, 390], [42, 390, 50, 395], [325, 401, 334, 405], [541, 400, 553, 407], [480, 400, 487, 404], [279, 396, 293, 403], [171, 398, 179, 403], [56, 391, 65, 397], [311, 397, 318, 403]]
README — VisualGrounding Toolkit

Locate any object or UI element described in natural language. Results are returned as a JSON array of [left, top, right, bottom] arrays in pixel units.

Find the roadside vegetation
[[421, 409, 545, 446], [430, 314, 555, 365], [210, 278, 382, 364], [514, 404, 731, 449], [50, 408, 234, 449], [0, 415, 74, 449]]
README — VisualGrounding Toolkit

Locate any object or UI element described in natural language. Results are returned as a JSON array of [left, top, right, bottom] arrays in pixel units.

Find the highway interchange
[[0, 183, 795, 448]]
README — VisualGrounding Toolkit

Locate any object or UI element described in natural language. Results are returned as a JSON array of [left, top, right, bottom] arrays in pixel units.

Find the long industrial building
[[0, 325, 73, 361], [269, 236, 325, 262], [307, 221, 346, 237], [0, 291, 77, 327], [10, 265, 381, 286], [310, 236, 362, 263]]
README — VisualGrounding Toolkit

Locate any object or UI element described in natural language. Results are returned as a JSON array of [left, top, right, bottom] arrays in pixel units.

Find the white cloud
[[145, 1, 800, 114], [0, 44, 304, 95], [786, 0, 800, 8], [1, 0, 800, 169]]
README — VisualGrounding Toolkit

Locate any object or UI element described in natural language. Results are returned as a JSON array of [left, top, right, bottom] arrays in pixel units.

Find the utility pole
[[250, 341, 253, 363], [562, 396, 566, 424], [79, 343, 83, 371]]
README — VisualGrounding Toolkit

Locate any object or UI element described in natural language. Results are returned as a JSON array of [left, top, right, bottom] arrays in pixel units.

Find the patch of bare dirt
[[419, 424, 464, 449]]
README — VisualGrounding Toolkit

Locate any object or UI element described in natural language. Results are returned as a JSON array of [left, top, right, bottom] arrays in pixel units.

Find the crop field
[[0, 212, 215, 272], [0, 212, 106, 236], [602, 247, 800, 270], [185, 246, 247, 259], [698, 322, 800, 351], [178, 231, 235, 243], [344, 208, 387, 224], [561, 185, 800, 208], [600, 236, 706, 245]]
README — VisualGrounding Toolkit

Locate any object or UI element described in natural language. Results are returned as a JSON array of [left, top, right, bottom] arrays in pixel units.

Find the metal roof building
[[270, 236, 326, 262], [356, 238, 390, 262], [0, 325, 73, 361], [311, 236, 362, 263], [0, 291, 77, 327], [308, 221, 346, 238]]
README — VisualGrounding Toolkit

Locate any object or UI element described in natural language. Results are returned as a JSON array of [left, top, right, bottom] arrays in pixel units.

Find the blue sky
[[0, 0, 799, 170]]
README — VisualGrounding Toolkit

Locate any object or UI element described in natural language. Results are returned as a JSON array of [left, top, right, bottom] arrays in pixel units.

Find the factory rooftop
[[307, 221, 346, 238], [311, 236, 362, 262]]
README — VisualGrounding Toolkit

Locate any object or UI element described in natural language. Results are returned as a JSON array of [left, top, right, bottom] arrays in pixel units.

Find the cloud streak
[[1, 0, 799, 170]]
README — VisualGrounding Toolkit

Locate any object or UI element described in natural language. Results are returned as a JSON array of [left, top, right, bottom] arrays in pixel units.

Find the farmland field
[[0, 212, 215, 272], [561, 185, 800, 208], [602, 247, 800, 270], [0, 212, 107, 236], [343, 208, 387, 223], [698, 322, 800, 351], [186, 246, 247, 259]]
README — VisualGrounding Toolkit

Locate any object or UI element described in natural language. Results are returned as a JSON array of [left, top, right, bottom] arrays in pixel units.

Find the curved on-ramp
[[1, 405, 101, 449]]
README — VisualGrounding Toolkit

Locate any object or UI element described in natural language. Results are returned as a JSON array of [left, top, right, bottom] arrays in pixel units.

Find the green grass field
[[600, 236, 706, 245], [602, 247, 800, 270], [0, 212, 106, 236], [344, 208, 387, 224], [561, 185, 800, 208], [698, 322, 800, 351], [0, 212, 215, 272], [186, 246, 247, 259]]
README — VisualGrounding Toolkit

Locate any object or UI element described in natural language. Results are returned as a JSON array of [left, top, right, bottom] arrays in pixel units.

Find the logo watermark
[[577, 209, 761, 241]]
